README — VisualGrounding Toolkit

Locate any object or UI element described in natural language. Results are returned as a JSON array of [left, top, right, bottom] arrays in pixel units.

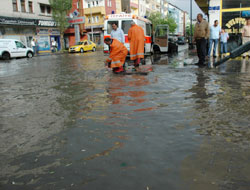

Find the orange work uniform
[[128, 24, 145, 60], [106, 38, 128, 72]]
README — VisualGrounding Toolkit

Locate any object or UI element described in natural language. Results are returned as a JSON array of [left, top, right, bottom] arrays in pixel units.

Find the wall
[[0, 0, 53, 20]]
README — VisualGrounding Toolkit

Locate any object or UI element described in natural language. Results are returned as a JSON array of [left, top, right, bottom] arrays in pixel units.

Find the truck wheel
[[27, 51, 33, 58], [2, 52, 10, 60]]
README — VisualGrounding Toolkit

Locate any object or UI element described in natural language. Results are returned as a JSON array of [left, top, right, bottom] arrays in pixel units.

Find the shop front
[[198, 0, 250, 52], [0, 16, 36, 47], [36, 20, 60, 52]]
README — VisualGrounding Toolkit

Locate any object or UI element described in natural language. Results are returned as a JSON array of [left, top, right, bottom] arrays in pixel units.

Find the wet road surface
[[1, 51, 250, 190]]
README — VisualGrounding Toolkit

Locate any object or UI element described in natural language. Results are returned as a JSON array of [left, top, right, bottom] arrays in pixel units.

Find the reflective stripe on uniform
[[111, 60, 121, 64]]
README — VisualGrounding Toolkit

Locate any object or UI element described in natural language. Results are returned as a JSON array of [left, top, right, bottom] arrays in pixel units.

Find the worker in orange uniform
[[104, 37, 128, 73], [128, 21, 145, 67]]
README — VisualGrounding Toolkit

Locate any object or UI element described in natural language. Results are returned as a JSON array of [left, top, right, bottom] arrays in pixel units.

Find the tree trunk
[[60, 33, 65, 51]]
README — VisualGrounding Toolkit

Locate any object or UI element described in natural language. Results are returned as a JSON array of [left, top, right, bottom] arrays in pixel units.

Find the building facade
[[0, 0, 61, 52]]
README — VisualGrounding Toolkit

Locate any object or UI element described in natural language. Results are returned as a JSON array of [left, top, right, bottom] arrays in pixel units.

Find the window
[[47, 6, 51, 14], [108, 0, 112, 7], [12, 0, 18, 12], [40, 4, 45, 13], [96, 16, 99, 23], [146, 23, 151, 36], [107, 21, 118, 34], [21, 0, 26, 12], [222, 0, 250, 9], [88, 17, 91, 23], [92, 17, 95, 23], [92, 1, 95, 6], [28, 1, 33, 13], [15, 41, 26, 48], [122, 20, 132, 34], [88, 3, 90, 8], [96, 1, 98, 6]]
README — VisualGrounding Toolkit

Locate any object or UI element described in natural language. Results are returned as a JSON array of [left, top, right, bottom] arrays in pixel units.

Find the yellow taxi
[[69, 40, 96, 53]]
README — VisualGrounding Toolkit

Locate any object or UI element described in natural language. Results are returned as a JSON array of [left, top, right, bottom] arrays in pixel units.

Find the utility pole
[[190, 0, 193, 49], [88, 0, 94, 41]]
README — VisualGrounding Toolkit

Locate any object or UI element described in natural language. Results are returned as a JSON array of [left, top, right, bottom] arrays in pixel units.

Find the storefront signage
[[0, 16, 36, 26], [68, 17, 85, 24], [225, 17, 246, 33], [38, 20, 57, 27], [37, 28, 60, 35], [209, 6, 220, 11]]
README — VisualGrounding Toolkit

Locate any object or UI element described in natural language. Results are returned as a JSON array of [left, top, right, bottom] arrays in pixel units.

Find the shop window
[[28, 1, 33, 13], [21, 0, 26, 12], [47, 6, 51, 14], [222, 0, 250, 9], [40, 4, 45, 14], [12, 0, 18, 12], [122, 20, 132, 34]]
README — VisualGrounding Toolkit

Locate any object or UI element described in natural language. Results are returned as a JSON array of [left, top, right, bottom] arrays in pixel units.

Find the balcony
[[84, 6, 105, 15]]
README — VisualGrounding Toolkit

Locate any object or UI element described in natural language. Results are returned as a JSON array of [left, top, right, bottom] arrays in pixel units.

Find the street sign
[[68, 17, 85, 24]]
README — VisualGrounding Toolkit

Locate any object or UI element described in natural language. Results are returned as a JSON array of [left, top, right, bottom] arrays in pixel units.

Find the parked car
[[177, 36, 186, 45], [69, 40, 96, 53], [0, 39, 34, 60]]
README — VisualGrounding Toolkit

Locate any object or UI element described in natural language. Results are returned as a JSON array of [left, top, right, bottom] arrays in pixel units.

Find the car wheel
[[27, 51, 33, 58], [2, 52, 10, 60], [80, 48, 84, 53], [92, 47, 96, 52]]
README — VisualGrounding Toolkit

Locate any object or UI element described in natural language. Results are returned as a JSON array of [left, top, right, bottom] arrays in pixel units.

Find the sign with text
[[68, 17, 85, 24]]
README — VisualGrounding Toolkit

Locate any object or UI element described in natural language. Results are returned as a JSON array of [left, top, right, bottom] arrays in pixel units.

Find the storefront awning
[[195, 0, 209, 15]]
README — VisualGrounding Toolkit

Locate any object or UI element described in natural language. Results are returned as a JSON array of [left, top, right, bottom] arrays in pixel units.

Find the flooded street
[[1, 50, 250, 190]]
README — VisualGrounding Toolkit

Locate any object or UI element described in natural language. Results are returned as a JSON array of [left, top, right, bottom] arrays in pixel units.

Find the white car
[[0, 39, 34, 60]]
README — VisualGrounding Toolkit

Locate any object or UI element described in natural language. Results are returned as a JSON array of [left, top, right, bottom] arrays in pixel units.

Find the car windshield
[[76, 42, 83, 45]]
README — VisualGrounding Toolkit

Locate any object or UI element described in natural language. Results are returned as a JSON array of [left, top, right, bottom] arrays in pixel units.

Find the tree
[[49, 0, 72, 51], [185, 24, 195, 37], [148, 12, 177, 34]]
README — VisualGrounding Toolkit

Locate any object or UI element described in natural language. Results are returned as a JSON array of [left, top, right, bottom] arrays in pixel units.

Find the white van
[[0, 39, 34, 60]]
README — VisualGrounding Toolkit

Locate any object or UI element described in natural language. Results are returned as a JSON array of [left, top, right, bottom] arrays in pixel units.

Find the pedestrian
[[242, 17, 250, 58], [31, 39, 36, 55], [104, 37, 128, 73], [35, 39, 39, 54], [193, 13, 210, 66], [208, 20, 221, 58], [128, 21, 145, 67], [220, 29, 229, 57], [51, 39, 57, 52], [111, 23, 125, 44]]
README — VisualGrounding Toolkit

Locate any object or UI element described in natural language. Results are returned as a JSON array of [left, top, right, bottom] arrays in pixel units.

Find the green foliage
[[49, 0, 72, 33], [186, 24, 195, 37], [148, 12, 177, 34]]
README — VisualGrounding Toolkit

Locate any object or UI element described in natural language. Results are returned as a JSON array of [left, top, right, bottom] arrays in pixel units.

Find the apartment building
[[83, 0, 116, 45], [0, 0, 61, 51]]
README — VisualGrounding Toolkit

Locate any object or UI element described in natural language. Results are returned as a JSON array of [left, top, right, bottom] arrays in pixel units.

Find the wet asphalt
[[1, 49, 250, 190]]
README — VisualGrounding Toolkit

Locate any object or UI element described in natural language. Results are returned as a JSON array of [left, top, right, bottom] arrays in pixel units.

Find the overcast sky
[[167, 0, 204, 19]]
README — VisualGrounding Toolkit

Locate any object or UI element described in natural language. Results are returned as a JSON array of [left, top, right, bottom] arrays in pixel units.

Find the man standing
[[194, 13, 210, 66], [208, 20, 221, 58], [128, 21, 145, 67], [111, 23, 125, 44], [242, 17, 250, 58], [31, 39, 36, 55], [104, 37, 128, 73]]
